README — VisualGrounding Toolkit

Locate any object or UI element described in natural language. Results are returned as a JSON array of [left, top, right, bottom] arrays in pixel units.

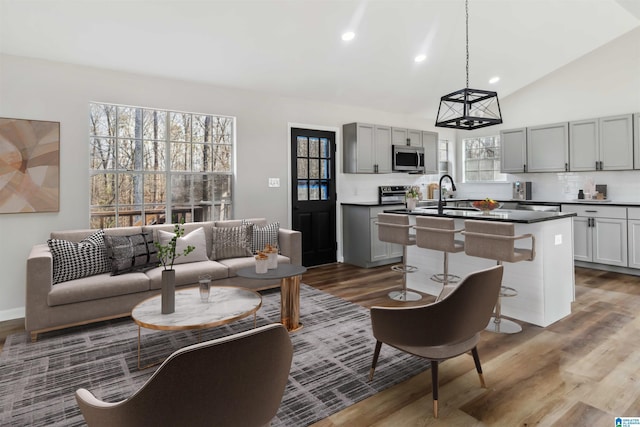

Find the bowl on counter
[[472, 199, 502, 214]]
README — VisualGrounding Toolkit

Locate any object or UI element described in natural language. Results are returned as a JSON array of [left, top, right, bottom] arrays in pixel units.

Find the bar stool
[[376, 213, 422, 301], [462, 220, 535, 334], [413, 216, 464, 301]]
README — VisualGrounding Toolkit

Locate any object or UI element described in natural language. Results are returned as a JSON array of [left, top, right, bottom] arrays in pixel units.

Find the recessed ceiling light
[[414, 54, 427, 63], [489, 76, 500, 84], [342, 31, 355, 41]]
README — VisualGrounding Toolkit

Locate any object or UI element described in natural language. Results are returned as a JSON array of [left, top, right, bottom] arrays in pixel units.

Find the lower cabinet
[[629, 208, 640, 269], [562, 205, 627, 267], [342, 204, 403, 268]]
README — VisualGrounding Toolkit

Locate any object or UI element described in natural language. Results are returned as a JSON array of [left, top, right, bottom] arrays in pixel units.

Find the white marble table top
[[131, 286, 262, 331]]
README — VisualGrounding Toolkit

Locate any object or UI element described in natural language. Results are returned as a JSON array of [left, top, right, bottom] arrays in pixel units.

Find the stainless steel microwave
[[392, 145, 425, 173]]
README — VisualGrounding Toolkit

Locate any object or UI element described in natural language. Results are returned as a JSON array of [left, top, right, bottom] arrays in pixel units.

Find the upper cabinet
[[526, 122, 569, 172], [344, 122, 438, 174], [421, 131, 439, 174], [571, 114, 633, 171], [343, 123, 392, 174], [500, 128, 527, 173]]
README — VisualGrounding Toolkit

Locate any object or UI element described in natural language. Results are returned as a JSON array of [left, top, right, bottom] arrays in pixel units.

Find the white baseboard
[[0, 307, 25, 323]]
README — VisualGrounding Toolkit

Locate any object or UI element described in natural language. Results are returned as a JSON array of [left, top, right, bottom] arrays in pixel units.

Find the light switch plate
[[554, 234, 562, 245], [268, 178, 280, 188]]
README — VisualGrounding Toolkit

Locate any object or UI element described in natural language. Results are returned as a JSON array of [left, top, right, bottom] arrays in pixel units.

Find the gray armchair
[[369, 265, 504, 418], [76, 323, 293, 427]]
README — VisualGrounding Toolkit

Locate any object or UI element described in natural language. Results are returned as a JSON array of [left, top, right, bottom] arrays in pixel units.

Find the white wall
[[0, 54, 446, 320], [454, 27, 640, 202]]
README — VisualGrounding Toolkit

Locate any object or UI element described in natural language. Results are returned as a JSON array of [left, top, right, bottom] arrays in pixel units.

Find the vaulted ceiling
[[1, 0, 639, 117]]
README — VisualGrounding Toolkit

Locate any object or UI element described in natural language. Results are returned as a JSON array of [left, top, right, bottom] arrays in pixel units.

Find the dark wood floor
[[2, 263, 640, 425]]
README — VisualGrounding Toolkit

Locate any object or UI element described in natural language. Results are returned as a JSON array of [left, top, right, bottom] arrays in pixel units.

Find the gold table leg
[[280, 274, 302, 332]]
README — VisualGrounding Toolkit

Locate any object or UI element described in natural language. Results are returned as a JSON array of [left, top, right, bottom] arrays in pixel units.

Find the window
[[438, 139, 450, 174], [462, 135, 506, 182], [89, 103, 234, 228]]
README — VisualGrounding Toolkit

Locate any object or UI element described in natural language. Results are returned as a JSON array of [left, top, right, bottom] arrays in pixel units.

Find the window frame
[[462, 135, 507, 183]]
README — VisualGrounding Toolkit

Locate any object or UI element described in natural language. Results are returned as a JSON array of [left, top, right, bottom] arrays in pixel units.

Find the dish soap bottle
[[578, 189, 584, 199]]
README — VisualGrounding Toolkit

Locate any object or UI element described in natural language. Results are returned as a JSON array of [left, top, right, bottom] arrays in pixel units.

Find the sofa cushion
[[210, 224, 253, 260], [104, 232, 159, 275], [48, 229, 110, 284], [145, 261, 229, 290], [242, 220, 280, 254], [157, 227, 209, 266], [48, 272, 150, 306]]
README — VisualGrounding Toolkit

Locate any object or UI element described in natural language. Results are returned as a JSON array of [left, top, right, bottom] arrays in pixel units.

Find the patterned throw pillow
[[103, 232, 159, 275], [157, 227, 209, 265], [242, 220, 280, 254], [48, 229, 110, 284], [211, 224, 254, 260]]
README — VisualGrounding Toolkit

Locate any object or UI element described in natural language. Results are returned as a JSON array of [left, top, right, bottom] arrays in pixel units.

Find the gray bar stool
[[376, 213, 422, 301], [462, 220, 535, 333], [413, 216, 464, 301]]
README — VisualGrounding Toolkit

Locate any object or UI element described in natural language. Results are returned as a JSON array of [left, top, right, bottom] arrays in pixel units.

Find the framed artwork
[[0, 118, 60, 213]]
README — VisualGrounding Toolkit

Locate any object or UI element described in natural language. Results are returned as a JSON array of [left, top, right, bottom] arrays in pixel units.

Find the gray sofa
[[26, 218, 302, 341]]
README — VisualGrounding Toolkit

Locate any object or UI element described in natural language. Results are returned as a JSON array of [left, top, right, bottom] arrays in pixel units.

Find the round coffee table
[[236, 264, 307, 332], [132, 286, 262, 369]]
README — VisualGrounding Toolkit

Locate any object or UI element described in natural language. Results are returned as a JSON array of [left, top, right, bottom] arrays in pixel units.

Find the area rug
[[0, 284, 428, 426]]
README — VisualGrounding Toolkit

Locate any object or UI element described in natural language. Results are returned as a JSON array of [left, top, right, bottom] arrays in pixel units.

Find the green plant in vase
[[155, 221, 195, 270]]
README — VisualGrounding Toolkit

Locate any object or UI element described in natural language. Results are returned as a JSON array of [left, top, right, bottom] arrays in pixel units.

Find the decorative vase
[[161, 269, 176, 314], [406, 197, 417, 211]]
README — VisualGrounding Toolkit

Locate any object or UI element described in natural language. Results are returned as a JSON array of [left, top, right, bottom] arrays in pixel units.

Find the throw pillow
[[157, 227, 209, 265], [103, 232, 159, 275], [48, 229, 110, 284], [211, 224, 253, 260], [242, 220, 280, 254]]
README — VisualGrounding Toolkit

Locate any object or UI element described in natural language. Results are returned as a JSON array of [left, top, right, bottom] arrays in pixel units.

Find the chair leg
[[431, 361, 439, 418], [471, 347, 486, 388], [369, 341, 382, 381]]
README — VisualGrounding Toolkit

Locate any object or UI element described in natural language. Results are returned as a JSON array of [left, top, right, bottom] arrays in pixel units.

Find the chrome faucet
[[438, 174, 457, 215]]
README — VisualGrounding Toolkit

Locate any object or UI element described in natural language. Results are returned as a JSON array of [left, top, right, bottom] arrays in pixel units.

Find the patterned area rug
[[0, 284, 428, 426]]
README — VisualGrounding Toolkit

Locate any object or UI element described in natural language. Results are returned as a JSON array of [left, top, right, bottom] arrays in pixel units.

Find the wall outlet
[[268, 178, 280, 188], [554, 234, 562, 245]]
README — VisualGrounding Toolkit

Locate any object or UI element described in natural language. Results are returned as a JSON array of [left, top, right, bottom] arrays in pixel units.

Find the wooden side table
[[236, 264, 307, 332]]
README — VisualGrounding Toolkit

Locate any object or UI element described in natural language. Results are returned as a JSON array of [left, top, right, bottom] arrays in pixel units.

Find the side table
[[236, 264, 307, 331]]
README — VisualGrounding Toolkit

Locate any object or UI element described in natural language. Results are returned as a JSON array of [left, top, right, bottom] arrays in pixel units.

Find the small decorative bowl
[[472, 199, 501, 214]]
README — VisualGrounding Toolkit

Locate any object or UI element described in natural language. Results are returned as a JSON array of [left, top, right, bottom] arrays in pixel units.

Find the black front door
[[291, 127, 337, 267]]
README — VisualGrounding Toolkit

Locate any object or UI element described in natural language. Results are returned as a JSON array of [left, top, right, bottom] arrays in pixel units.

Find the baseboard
[[574, 261, 640, 277], [0, 307, 25, 323]]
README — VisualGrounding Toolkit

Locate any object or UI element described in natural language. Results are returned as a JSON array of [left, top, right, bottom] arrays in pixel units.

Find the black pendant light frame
[[435, 0, 503, 130]]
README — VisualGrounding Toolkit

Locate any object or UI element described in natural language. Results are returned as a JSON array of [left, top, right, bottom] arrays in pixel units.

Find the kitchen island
[[385, 207, 577, 327]]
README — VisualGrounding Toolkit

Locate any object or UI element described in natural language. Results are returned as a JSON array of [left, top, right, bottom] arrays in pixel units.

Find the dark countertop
[[342, 199, 640, 208], [383, 207, 576, 224]]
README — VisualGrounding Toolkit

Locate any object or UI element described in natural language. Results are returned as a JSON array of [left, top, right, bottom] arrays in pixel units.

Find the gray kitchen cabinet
[[342, 204, 403, 268], [628, 208, 640, 270], [421, 131, 439, 174], [343, 123, 392, 174], [633, 113, 640, 169], [500, 128, 527, 173], [408, 129, 422, 147], [562, 205, 627, 267], [392, 127, 422, 147], [527, 122, 569, 172], [569, 115, 633, 171]]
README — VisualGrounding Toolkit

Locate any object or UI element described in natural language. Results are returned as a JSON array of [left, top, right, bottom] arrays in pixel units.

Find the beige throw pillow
[[157, 227, 208, 265]]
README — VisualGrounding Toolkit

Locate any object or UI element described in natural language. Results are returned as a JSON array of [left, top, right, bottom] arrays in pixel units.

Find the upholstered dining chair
[[76, 323, 293, 427], [369, 265, 504, 418]]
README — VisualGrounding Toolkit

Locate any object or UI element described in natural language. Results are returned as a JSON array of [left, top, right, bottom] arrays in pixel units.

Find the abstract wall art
[[0, 118, 60, 213]]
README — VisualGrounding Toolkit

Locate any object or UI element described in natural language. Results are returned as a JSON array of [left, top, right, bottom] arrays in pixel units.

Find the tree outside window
[[462, 135, 506, 182], [89, 103, 234, 228]]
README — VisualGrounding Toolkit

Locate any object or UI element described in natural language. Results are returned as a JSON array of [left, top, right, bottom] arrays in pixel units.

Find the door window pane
[[309, 137, 319, 158], [309, 159, 319, 179], [320, 138, 330, 158], [297, 159, 308, 179], [298, 181, 308, 201], [297, 137, 308, 157], [309, 180, 319, 200]]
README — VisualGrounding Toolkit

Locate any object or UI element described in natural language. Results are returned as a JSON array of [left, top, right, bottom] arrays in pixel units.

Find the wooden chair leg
[[431, 361, 439, 418], [471, 347, 486, 388], [369, 341, 382, 381]]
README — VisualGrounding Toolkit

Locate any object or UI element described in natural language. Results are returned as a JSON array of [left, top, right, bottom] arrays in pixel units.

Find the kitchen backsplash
[[339, 170, 640, 203]]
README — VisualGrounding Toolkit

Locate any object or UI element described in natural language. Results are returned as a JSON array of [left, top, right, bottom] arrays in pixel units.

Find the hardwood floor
[[301, 263, 640, 426], [2, 263, 639, 425]]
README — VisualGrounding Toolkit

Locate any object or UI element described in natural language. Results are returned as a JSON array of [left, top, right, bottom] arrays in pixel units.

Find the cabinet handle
[[523, 164, 527, 173], [599, 161, 603, 170], [565, 162, 568, 171], [585, 210, 597, 213], [374, 164, 378, 174]]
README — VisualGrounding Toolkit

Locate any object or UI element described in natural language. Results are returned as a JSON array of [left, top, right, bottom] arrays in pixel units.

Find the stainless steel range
[[378, 185, 410, 205]]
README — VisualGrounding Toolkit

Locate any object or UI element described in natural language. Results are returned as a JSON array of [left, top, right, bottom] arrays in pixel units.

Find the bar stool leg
[[486, 261, 522, 334], [388, 245, 422, 301]]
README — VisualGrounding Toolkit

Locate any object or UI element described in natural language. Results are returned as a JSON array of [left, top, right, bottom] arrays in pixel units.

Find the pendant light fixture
[[435, 0, 502, 130]]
